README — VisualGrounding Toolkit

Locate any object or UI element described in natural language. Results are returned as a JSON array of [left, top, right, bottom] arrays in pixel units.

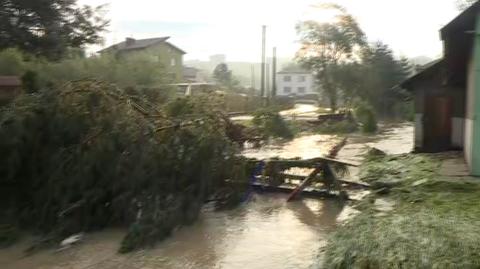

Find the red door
[[423, 96, 452, 152]]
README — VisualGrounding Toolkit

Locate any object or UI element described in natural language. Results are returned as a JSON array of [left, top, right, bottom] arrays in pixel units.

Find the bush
[[0, 48, 175, 91], [252, 108, 293, 139], [21, 70, 40, 93], [314, 119, 358, 134], [0, 48, 25, 75], [0, 80, 248, 252], [393, 100, 414, 121], [355, 103, 378, 133]]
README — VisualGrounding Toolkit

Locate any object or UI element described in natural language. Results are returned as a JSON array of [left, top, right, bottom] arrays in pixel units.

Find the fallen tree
[[0, 80, 249, 253]]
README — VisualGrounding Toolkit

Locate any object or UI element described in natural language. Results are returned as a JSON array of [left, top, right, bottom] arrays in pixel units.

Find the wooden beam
[[265, 157, 359, 167], [286, 165, 323, 202]]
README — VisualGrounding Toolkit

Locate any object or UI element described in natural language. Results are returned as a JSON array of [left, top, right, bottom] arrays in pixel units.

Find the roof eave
[[441, 1, 480, 40], [399, 59, 444, 90]]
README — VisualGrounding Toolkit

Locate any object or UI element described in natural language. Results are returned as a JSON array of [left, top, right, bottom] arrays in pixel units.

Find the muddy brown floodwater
[[0, 122, 413, 269]]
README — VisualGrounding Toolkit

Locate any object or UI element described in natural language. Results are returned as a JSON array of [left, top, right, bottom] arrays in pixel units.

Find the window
[[171, 58, 176, 66], [298, 87, 306, 94], [283, 75, 291, 82], [298, 76, 306, 82], [284, 87, 292, 93]]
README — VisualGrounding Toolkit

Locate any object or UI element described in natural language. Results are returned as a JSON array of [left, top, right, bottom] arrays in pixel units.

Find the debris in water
[[367, 147, 386, 157], [58, 233, 84, 251]]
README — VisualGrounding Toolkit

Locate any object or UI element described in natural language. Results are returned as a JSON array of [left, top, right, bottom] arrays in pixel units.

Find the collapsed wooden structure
[[248, 138, 367, 201]]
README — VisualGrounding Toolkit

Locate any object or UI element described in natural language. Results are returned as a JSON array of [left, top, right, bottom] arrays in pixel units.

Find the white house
[[276, 67, 317, 97]]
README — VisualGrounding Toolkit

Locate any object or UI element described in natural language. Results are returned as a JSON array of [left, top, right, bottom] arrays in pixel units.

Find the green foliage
[[296, 4, 366, 112], [213, 63, 240, 91], [357, 43, 412, 118], [21, 70, 40, 93], [0, 80, 247, 252], [355, 103, 377, 133], [213, 63, 232, 84], [0, 224, 20, 248], [392, 100, 414, 121], [0, 49, 173, 92], [296, 5, 413, 118], [322, 154, 480, 269], [314, 119, 358, 134], [0, 48, 25, 75], [252, 108, 293, 139], [0, 0, 108, 59]]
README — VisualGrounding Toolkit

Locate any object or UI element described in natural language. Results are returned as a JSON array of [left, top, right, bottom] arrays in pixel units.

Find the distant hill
[[185, 58, 294, 88], [411, 56, 434, 66]]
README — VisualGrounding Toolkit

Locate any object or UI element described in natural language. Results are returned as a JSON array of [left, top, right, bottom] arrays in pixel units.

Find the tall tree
[[355, 42, 412, 117], [0, 0, 109, 60], [213, 63, 239, 90], [296, 4, 366, 112]]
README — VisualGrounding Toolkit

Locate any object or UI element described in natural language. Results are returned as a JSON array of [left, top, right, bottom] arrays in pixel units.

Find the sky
[[79, 0, 461, 63]]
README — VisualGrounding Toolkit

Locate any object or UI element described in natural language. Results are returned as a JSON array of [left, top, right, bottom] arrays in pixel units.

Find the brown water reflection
[[1, 194, 345, 269]]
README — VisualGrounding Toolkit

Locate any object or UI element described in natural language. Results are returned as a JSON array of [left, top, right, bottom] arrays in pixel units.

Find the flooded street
[[242, 134, 342, 160], [1, 195, 345, 269], [0, 115, 413, 269]]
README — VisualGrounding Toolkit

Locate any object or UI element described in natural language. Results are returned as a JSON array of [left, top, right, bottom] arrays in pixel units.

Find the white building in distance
[[276, 67, 317, 97]]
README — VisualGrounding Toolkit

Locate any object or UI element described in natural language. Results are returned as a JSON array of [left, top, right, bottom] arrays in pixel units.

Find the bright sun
[[302, 5, 341, 23]]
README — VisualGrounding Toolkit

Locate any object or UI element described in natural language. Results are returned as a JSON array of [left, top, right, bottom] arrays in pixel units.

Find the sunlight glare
[[302, 5, 341, 24]]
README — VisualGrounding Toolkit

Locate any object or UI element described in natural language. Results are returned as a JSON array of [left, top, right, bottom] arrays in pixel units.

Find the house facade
[[98, 37, 186, 82], [183, 66, 208, 83], [276, 68, 317, 98], [401, 2, 480, 175]]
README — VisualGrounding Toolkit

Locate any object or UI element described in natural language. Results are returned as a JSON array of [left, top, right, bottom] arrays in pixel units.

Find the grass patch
[[322, 154, 480, 269]]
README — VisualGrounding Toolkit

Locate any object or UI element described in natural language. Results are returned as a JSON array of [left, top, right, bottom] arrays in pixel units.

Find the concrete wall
[[465, 51, 475, 168], [452, 117, 465, 148]]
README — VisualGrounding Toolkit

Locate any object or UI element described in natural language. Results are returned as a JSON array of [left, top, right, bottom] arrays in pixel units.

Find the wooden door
[[423, 96, 452, 152]]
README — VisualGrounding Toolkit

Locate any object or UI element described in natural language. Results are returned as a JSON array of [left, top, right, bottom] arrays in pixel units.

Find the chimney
[[126, 37, 135, 46]]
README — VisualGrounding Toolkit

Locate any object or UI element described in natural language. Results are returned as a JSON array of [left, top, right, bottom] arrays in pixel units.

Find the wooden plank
[[265, 157, 359, 167], [286, 165, 323, 202], [251, 182, 338, 199], [279, 173, 370, 188]]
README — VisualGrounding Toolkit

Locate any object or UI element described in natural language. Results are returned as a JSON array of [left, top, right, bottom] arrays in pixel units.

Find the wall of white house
[[276, 73, 316, 97], [452, 117, 465, 148]]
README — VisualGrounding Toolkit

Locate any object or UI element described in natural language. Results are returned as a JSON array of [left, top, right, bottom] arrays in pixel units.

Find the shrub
[[314, 119, 358, 134], [252, 108, 293, 139], [355, 103, 378, 133]]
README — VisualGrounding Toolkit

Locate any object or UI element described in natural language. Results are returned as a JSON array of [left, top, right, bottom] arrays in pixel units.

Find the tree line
[[296, 4, 413, 118]]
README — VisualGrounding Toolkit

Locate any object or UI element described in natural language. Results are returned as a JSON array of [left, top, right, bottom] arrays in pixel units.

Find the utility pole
[[260, 25, 266, 102], [266, 62, 270, 105], [251, 64, 255, 90], [272, 47, 277, 99]]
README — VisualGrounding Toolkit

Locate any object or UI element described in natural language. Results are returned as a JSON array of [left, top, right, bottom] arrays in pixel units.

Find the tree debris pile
[[321, 154, 480, 268], [0, 80, 248, 252]]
